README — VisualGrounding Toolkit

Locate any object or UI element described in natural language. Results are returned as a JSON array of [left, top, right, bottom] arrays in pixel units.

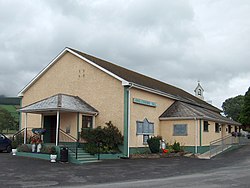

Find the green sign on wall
[[133, 98, 157, 107]]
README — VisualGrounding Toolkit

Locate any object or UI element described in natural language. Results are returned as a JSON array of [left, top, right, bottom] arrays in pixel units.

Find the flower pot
[[12, 149, 17, 156], [37, 143, 42, 153], [31, 144, 36, 152], [50, 154, 57, 163]]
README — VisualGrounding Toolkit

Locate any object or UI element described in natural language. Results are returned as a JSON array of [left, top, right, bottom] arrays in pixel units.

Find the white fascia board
[[18, 48, 69, 97], [159, 117, 203, 121], [159, 116, 240, 126], [18, 47, 130, 97], [131, 83, 180, 101], [202, 116, 241, 126], [67, 48, 129, 85], [131, 83, 221, 112]]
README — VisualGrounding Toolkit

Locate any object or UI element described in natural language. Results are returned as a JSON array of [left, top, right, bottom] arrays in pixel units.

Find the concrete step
[[67, 148, 99, 164], [69, 153, 95, 158]]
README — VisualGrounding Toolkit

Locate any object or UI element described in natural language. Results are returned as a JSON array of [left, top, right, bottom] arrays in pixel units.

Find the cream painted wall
[[21, 52, 124, 137], [129, 88, 174, 147], [60, 112, 78, 138], [201, 121, 222, 146], [160, 120, 198, 146]]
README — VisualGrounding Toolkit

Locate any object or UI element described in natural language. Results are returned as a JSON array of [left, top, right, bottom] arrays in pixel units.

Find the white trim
[[127, 88, 131, 157], [160, 116, 241, 126], [18, 47, 129, 96], [131, 83, 180, 101], [18, 48, 68, 97], [24, 113, 27, 144], [131, 83, 221, 112], [160, 117, 203, 121], [55, 111, 60, 146], [67, 48, 128, 84]]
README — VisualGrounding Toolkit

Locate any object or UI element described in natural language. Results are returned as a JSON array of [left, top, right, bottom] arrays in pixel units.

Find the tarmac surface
[[1, 145, 250, 188]]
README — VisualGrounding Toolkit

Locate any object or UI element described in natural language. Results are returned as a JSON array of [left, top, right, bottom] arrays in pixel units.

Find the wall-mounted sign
[[133, 98, 157, 107]]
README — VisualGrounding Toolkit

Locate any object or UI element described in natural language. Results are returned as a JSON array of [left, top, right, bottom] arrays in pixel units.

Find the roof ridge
[[69, 47, 221, 112]]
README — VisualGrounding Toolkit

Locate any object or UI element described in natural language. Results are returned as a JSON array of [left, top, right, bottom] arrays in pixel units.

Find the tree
[[240, 87, 250, 126], [222, 95, 244, 121], [0, 107, 18, 132]]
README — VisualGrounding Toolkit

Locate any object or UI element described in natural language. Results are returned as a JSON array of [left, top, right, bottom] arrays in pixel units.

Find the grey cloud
[[0, 0, 249, 108]]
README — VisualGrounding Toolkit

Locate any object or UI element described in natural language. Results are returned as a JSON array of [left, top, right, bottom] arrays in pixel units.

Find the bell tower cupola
[[194, 81, 204, 100]]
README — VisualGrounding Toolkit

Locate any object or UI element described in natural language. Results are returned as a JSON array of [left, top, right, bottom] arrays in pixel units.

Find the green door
[[43, 115, 57, 143]]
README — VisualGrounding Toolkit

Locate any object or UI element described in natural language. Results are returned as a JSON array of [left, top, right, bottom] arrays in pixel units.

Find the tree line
[[0, 107, 19, 133], [222, 87, 250, 130]]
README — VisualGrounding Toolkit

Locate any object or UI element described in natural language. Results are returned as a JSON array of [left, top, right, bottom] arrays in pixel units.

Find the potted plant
[[30, 137, 37, 152], [11, 140, 18, 156], [36, 138, 42, 153], [50, 146, 57, 163]]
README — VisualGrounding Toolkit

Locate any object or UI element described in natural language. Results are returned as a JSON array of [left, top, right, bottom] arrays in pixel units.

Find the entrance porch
[[18, 93, 99, 163]]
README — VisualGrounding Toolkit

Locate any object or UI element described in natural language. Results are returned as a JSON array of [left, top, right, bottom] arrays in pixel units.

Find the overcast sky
[[0, 0, 249, 109]]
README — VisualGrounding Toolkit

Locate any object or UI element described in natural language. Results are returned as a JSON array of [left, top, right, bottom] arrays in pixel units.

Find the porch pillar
[[77, 112, 79, 141], [56, 110, 60, 146], [24, 113, 27, 144]]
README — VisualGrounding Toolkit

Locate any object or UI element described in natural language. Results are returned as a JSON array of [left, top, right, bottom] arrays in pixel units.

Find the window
[[82, 116, 93, 129], [198, 89, 201, 95], [173, 124, 187, 136], [136, 118, 154, 145], [228, 125, 231, 133], [136, 118, 154, 135], [215, 123, 220, 133], [204, 121, 209, 132], [0, 134, 5, 139], [235, 126, 238, 132], [143, 135, 149, 145]]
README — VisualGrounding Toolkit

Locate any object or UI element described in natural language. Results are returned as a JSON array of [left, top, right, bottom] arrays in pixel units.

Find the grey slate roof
[[20, 94, 98, 114], [160, 101, 241, 126], [68, 48, 221, 113]]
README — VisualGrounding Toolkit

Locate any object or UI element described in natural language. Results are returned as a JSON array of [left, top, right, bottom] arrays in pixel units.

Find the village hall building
[[18, 47, 241, 157]]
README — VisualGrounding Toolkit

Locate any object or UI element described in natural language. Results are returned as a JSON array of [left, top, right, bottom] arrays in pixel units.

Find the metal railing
[[12, 127, 35, 144], [59, 129, 79, 159], [209, 134, 250, 158]]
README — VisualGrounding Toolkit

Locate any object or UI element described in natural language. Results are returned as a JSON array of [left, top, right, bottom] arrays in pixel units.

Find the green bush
[[172, 141, 182, 152], [147, 136, 162, 153], [40, 145, 57, 154], [11, 140, 18, 149], [81, 121, 123, 154], [17, 144, 31, 152]]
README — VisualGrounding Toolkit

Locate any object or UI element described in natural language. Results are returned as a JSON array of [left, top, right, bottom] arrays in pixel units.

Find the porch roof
[[160, 101, 241, 126], [19, 94, 98, 115]]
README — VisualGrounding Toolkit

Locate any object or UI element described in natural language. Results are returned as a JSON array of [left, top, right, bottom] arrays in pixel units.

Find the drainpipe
[[127, 84, 133, 157], [194, 117, 198, 154], [123, 83, 132, 158]]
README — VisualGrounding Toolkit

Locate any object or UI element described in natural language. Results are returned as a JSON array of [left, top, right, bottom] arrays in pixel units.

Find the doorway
[[43, 115, 57, 143]]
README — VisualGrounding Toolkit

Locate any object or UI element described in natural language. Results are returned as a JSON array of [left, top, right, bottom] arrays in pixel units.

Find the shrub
[[81, 121, 123, 154], [11, 140, 18, 149], [17, 144, 31, 152], [147, 136, 162, 153], [172, 141, 182, 152], [40, 145, 57, 154], [12, 134, 24, 148]]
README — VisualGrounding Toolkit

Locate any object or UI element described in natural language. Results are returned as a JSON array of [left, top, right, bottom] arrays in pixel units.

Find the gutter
[[194, 117, 198, 154], [160, 116, 241, 126]]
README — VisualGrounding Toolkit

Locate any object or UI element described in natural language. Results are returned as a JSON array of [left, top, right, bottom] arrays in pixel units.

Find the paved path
[[1, 145, 250, 187]]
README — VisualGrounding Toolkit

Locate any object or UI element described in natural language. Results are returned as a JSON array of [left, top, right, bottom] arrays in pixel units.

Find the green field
[[0, 104, 19, 121]]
